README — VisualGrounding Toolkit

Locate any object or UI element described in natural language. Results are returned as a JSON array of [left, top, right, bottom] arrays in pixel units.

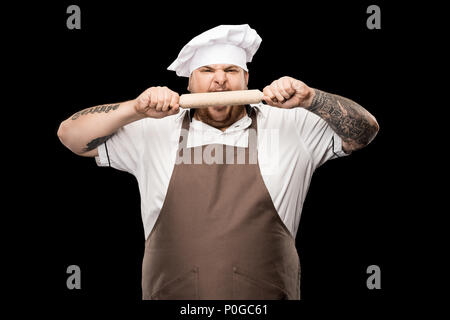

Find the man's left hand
[[262, 76, 315, 109]]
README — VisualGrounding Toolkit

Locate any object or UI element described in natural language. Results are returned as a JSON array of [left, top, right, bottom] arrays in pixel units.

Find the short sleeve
[[95, 120, 143, 175], [294, 108, 349, 168]]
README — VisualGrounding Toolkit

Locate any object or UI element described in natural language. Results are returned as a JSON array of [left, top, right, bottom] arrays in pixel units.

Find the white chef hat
[[167, 24, 262, 77]]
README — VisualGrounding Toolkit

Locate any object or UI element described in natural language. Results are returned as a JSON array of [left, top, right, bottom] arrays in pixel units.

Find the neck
[[193, 105, 247, 132]]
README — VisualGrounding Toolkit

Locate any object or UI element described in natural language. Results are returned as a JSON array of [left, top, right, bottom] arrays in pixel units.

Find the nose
[[213, 70, 227, 87]]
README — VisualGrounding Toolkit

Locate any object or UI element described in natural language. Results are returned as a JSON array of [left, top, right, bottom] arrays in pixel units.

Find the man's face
[[188, 64, 249, 124]]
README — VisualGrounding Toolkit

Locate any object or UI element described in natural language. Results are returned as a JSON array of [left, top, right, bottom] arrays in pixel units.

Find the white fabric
[[95, 104, 348, 240], [167, 24, 262, 77], [189, 43, 248, 75]]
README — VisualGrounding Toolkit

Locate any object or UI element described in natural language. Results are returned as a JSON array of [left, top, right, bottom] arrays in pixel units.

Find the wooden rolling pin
[[179, 89, 263, 108]]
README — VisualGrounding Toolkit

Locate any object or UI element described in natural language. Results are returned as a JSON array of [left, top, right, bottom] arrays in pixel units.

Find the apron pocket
[[149, 266, 199, 300], [232, 266, 290, 300]]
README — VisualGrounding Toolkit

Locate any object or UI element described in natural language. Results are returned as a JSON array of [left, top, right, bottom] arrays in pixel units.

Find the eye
[[201, 69, 213, 73]]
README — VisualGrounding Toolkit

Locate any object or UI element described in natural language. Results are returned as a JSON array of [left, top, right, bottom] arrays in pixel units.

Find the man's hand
[[135, 86, 180, 119], [262, 76, 315, 109]]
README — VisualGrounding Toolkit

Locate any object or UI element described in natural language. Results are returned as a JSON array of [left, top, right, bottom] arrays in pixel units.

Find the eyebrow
[[200, 65, 240, 71]]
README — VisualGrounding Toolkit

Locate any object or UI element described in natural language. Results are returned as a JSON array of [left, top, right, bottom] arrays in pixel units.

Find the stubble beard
[[195, 105, 245, 130]]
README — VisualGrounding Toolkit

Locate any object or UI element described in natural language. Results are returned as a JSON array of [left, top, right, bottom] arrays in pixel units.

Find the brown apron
[[142, 108, 300, 300]]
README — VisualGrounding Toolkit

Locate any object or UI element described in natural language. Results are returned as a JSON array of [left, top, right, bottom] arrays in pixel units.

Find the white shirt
[[96, 103, 348, 240]]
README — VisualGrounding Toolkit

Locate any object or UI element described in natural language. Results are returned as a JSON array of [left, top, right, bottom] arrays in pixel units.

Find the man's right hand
[[134, 86, 180, 119]]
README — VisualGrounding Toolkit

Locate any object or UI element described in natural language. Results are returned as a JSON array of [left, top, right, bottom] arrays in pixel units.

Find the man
[[58, 24, 379, 300]]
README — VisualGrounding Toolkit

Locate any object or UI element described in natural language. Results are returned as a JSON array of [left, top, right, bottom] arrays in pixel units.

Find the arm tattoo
[[83, 134, 115, 152], [308, 89, 378, 149], [71, 103, 120, 120]]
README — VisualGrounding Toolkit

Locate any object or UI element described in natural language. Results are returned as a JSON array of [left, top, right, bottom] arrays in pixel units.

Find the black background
[[8, 0, 431, 315]]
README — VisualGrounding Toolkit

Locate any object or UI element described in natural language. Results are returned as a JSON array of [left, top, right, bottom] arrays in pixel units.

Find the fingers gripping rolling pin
[[179, 89, 263, 108]]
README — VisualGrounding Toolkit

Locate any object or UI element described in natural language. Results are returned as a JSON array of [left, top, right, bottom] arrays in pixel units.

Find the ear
[[245, 71, 249, 88]]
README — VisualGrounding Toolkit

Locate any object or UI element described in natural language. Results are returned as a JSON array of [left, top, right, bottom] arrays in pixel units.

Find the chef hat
[[167, 24, 262, 77]]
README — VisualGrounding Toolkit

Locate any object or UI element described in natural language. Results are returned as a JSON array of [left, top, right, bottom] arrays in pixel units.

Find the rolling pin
[[179, 89, 264, 108]]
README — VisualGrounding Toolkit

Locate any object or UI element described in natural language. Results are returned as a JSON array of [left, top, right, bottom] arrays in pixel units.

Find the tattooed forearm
[[308, 89, 379, 150], [71, 104, 120, 120], [83, 134, 115, 152]]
